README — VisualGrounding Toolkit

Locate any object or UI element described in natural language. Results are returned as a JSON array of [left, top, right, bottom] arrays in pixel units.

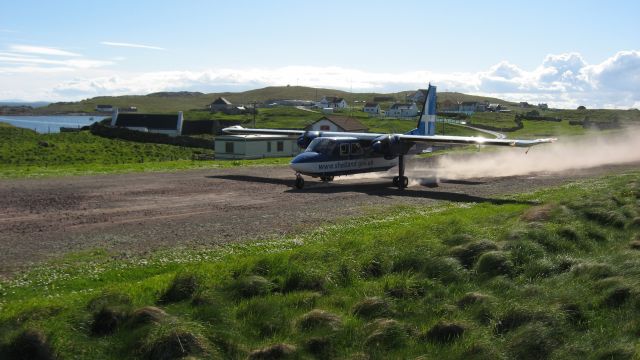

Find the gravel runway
[[1, 158, 637, 275]]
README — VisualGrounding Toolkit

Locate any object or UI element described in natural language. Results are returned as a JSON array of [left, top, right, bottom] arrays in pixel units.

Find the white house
[[317, 96, 347, 109], [305, 116, 367, 132], [363, 102, 380, 115], [386, 103, 419, 118], [214, 134, 300, 159], [111, 109, 184, 136], [407, 89, 428, 103]]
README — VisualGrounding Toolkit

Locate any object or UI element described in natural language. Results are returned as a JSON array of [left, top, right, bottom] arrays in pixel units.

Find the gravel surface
[[1, 158, 638, 275]]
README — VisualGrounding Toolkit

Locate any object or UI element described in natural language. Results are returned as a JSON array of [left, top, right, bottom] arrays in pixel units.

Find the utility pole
[[252, 101, 257, 128]]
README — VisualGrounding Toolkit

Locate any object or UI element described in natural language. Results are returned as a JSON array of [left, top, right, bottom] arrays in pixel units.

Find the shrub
[[364, 319, 407, 351], [423, 321, 465, 343], [229, 275, 274, 299], [475, 251, 513, 277], [352, 297, 393, 319], [450, 240, 498, 268], [158, 273, 200, 304], [4, 329, 55, 360], [248, 343, 297, 360], [392, 251, 427, 273], [296, 309, 342, 331]]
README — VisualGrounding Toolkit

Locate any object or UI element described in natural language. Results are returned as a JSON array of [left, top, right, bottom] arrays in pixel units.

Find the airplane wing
[[398, 134, 556, 148], [222, 126, 556, 148]]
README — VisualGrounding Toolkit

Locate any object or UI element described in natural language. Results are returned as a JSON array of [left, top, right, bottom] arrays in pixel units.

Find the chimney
[[177, 111, 184, 135], [110, 107, 119, 127]]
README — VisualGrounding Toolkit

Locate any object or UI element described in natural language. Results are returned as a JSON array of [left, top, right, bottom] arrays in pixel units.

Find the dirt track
[[1, 159, 638, 275]]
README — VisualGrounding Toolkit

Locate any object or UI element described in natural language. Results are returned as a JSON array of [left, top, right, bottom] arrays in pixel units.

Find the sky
[[0, 0, 639, 108]]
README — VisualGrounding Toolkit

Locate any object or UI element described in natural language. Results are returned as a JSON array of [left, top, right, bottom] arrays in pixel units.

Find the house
[[363, 102, 380, 115], [408, 89, 428, 103], [214, 134, 300, 159], [519, 102, 531, 108], [460, 101, 487, 114], [95, 104, 113, 112], [487, 103, 502, 112], [440, 99, 460, 113], [111, 109, 184, 136], [210, 97, 234, 112], [386, 103, 419, 118], [538, 103, 549, 110], [305, 116, 367, 132], [317, 96, 347, 109]]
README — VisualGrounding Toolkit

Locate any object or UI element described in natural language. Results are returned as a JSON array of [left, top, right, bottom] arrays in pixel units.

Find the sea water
[[0, 115, 106, 133]]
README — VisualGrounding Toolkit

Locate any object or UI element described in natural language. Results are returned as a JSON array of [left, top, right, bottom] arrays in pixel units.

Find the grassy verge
[[0, 126, 291, 179], [2, 171, 640, 358]]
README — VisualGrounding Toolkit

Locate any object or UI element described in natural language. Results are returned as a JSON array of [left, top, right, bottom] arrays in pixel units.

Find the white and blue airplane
[[223, 84, 555, 189]]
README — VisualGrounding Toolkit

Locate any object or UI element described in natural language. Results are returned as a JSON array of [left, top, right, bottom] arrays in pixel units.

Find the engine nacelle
[[297, 131, 320, 149], [372, 134, 404, 159]]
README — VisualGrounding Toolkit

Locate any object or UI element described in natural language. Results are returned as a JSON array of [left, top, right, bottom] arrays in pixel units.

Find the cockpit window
[[350, 142, 363, 155], [339, 143, 349, 156], [305, 138, 337, 154]]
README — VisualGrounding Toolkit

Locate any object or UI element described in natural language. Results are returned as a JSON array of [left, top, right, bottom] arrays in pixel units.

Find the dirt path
[[1, 159, 638, 275]]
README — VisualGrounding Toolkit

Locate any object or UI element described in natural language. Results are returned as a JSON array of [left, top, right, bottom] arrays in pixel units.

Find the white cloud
[[9, 44, 81, 57], [101, 41, 165, 51], [3, 49, 639, 108]]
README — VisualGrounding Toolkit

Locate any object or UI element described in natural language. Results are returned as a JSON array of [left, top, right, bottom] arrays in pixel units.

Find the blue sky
[[0, 0, 639, 108]]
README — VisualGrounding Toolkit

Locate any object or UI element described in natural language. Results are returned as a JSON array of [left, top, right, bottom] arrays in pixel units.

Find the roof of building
[[364, 102, 379, 107], [306, 116, 367, 132], [115, 113, 179, 130], [211, 97, 232, 105], [322, 96, 345, 104], [389, 103, 416, 110]]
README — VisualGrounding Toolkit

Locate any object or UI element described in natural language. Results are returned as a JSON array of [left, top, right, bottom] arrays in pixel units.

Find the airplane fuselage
[[290, 137, 398, 177]]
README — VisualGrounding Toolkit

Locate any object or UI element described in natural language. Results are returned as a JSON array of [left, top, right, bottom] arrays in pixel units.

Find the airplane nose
[[290, 152, 320, 172]]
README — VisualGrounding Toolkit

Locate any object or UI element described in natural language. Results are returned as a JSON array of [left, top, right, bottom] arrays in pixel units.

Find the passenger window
[[350, 143, 363, 155], [340, 143, 349, 156]]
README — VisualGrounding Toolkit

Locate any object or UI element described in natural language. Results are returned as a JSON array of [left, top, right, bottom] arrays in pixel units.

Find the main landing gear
[[392, 154, 409, 189], [295, 173, 305, 189]]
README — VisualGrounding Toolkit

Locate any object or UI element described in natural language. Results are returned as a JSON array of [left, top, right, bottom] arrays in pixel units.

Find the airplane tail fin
[[408, 84, 437, 136]]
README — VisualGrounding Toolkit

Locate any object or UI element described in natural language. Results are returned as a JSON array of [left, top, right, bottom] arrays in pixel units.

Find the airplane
[[223, 84, 555, 189]]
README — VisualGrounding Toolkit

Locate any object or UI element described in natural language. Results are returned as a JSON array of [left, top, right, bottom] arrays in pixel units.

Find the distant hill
[[32, 86, 516, 115], [0, 101, 50, 108]]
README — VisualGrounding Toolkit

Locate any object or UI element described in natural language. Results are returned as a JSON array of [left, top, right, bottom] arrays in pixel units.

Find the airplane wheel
[[295, 176, 305, 189], [401, 176, 409, 189], [320, 176, 333, 182], [326, 176, 334, 182], [392, 176, 399, 187]]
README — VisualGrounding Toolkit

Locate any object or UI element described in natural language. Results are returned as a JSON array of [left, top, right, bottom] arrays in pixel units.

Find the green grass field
[[2, 172, 640, 359], [0, 126, 292, 178]]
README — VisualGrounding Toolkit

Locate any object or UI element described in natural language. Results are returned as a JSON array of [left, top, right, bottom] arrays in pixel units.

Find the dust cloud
[[413, 128, 640, 182]]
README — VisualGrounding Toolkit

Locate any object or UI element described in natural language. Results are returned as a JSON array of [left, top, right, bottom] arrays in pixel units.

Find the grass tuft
[[603, 286, 633, 307], [475, 251, 513, 277], [282, 269, 325, 293], [352, 297, 393, 319], [3, 329, 55, 360], [130, 306, 168, 327], [158, 273, 200, 304], [229, 275, 274, 299], [423, 321, 466, 343], [450, 240, 498, 268], [457, 292, 491, 308], [138, 320, 209, 360], [571, 262, 615, 279], [364, 318, 407, 351], [247, 343, 297, 360], [296, 309, 342, 332], [506, 323, 559, 360], [91, 306, 129, 336]]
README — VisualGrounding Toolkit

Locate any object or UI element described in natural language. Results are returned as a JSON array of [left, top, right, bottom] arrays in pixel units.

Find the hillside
[[33, 86, 516, 115]]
